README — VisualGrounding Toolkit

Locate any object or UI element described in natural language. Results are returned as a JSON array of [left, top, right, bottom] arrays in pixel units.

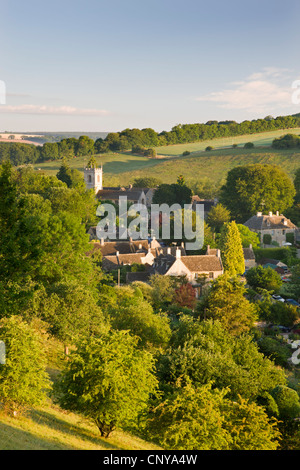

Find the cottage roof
[[91, 240, 149, 256], [181, 255, 223, 273], [102, 252, 146, 270], [244, 213, 297, 231], [243, 247, 255, 260]]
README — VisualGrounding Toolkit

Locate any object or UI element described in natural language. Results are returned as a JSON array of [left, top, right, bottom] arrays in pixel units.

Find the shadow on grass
[[0, 421, 73, 450], [29, 408, 121, 450]]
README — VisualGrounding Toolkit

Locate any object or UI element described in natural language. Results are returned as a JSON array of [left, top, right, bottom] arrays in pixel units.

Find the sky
[[1, 0, 300, 133]]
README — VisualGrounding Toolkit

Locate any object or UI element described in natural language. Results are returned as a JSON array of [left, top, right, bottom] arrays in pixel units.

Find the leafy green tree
[[220, 164, 295, 223], [0, 316, 51, 415], [236, 224, 260, 248], [56, 160, 85, 189], [206, 203, 230, 233], [145, 381, 281, 450], [152, 182, 192, 207], [199, 275, 257, 335], [145, 381, 231, 450], [158, 317, 286, 402], [149, 274, 175, 309], [219, 221, 245, 276], [54, 330, 158, 437], [100, 285, 171, 350], [132, 177, 161, 188], [245, 265, 282, 293], [40, 279, 108, 347], [271, 385, 300, 421]]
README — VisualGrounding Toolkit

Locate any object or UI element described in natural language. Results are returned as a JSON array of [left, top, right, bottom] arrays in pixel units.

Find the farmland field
[[33, 128, 300, 187]]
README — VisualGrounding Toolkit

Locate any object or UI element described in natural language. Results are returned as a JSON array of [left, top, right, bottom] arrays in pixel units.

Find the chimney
[[139, 243, 142, 250], [206, 245, 210, 254], [176, 248, 181, 259], [269, 211, 273, 217], [181, 241, 185, 248], [257, 212, 262, 217], [216, 249, 221, 258], [276, 211, 279, 216], [167, 247, 171, 255], [249, 244, 252, 249], [100, 238, 105, 246], [116, 251, 119, 257]]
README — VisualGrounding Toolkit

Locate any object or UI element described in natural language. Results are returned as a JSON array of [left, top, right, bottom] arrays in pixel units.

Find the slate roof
[[102, 253, 146, 270], [244, 213, 297, 231], [90, 240, 149, 256]]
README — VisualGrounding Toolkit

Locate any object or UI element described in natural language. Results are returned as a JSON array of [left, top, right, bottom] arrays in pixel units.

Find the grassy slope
[[0, 403, 159, 450], [0, 326, 159, 450], [34, 128, 300, 187]]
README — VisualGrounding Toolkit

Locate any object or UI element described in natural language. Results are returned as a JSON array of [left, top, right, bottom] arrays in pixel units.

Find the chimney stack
[[167, 247, 171, 255], [176, 248, 181, 259]]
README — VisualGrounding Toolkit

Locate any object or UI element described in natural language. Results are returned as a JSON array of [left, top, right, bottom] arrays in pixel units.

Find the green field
[[34, 128, 300, 188]]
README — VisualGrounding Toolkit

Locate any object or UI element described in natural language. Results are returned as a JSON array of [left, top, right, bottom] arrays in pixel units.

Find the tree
[[200, 275, 257, 335], [174, 283, 197, 310], [158, 317, 286, 402], [246, 265, 282, 293], [271, 385, 300, 421], [152, 183, 192, 207], [219, 221, 245, 276], [0, 316, 51, 415], [132, 177, 161, 188], [206, 203, 230, 233], [236, 224, 260, 248], [145, 380, 281, 450], [54, 330, 158, 437], [149, 274, 175, 309], [56, 160, 84, 189], [101, 285, 172, 350], [220, 164, 295, 223], [145, 381, 232, 450]]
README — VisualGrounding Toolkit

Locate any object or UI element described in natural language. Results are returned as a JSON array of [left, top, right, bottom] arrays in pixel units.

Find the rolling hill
[[34, 128, 300, 188]]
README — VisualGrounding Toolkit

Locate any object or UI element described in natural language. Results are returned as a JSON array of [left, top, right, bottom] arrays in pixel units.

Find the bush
[[244, 142, 254, 148], [205, 146, 213, 151], [263, 234, 272, 245], [182, 151, 190, 156]]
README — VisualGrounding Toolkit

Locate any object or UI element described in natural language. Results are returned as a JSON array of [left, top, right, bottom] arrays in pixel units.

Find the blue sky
[[1, 0, 300, 132]]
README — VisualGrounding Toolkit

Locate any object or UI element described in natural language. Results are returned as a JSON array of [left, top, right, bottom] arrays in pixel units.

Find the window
[[88, 174, 92, 183], [209, 272, 214, 279]]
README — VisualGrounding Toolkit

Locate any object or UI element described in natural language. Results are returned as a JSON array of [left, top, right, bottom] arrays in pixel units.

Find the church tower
[[84, 156, 103, 194]]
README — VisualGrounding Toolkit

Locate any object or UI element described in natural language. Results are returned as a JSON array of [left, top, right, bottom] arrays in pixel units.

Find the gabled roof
[[181, 255, 223, 272], [244, 213, 297, 230], [90, 240, 149, 256], [243, 247, 255, 260], [151, 252, 223, 275], [102, 252, 146, 270]]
